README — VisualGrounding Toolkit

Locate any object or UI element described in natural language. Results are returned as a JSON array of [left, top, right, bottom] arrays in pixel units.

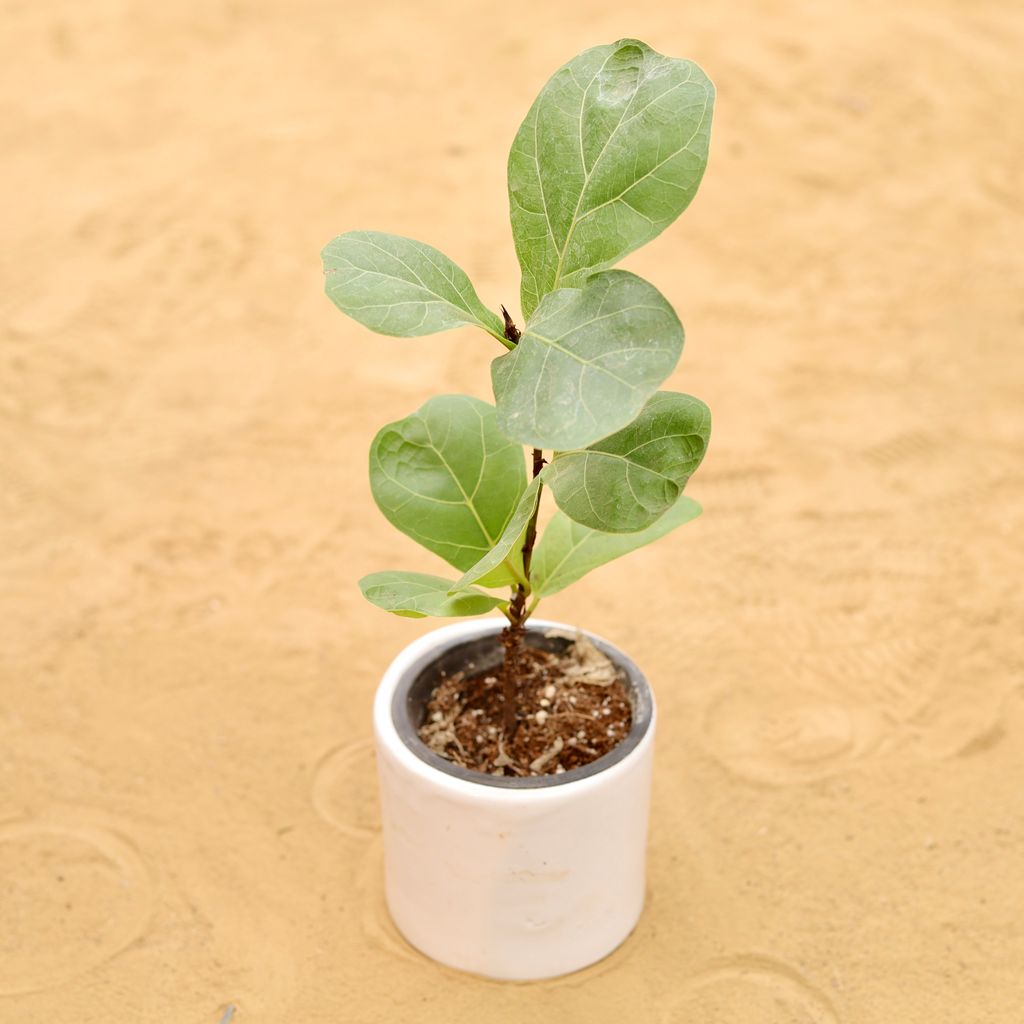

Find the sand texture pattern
[[2, 1, 1023, 1021]]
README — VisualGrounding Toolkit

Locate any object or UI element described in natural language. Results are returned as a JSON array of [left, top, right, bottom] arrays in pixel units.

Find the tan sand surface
[[2, 1, 1023, 1020]]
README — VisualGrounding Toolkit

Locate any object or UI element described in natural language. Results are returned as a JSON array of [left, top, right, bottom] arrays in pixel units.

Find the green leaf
[[532, 494, 701, 597], [360, 572, 508, 618], [508, 39, 714, 318], [452, 476, 542, 591], [491, 270, 683, 450], [544, 391, 710, 532], [322, 231, 506, 341], [370, 395, 527, 585]]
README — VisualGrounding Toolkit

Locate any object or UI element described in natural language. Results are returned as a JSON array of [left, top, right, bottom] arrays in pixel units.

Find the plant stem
[[496, 308, 544, 740], [500, 445, 544, 736]]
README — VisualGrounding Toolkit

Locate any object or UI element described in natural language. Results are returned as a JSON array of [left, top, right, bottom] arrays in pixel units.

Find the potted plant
[[322, 38, 714, 981]]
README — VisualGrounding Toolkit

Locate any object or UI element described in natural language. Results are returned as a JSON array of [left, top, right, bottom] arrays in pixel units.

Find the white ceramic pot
[[372, 617, 656, 981]]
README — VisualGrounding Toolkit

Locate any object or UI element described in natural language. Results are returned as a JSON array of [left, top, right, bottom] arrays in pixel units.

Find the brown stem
[[499, 449, 544, 736], [500, 603, 525, 735], [498, 309, 544, 738]]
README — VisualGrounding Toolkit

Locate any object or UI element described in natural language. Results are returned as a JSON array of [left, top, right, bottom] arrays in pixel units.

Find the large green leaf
[[452, 476, 542, 591], [370, 395, 527, 585], [322, 231, 506, 342], [544, 391, 710, 532], [491, 270, 683, 450], [360, 572, 508, 618], [508, 39, 714, 318], [532, 494, 701, 597]]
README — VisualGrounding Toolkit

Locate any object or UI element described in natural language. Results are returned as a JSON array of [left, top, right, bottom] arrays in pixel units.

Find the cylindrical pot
[[372, 617, 656, 981]]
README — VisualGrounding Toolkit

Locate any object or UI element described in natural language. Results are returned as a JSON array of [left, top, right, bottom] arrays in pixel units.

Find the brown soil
[[418, 633, 632, 776]]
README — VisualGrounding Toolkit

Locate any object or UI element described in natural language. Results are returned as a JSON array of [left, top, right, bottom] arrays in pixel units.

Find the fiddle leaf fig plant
[[323, 38, 714, 717]]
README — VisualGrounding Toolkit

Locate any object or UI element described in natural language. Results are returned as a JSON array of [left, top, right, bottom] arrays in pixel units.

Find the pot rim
[[373, 617, 655, 800]]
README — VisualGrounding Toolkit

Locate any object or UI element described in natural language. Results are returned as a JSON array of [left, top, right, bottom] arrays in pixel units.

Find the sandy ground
[[2, 0, 1023, 1020]]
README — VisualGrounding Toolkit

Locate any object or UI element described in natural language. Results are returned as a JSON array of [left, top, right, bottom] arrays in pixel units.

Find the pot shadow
[[356, 836, 432, 968]]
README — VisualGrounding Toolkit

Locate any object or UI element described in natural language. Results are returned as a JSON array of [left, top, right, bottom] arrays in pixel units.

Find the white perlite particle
[[431, 711, 443, 723], [535, 709, 548, 725], [543, 684, 556, 699]]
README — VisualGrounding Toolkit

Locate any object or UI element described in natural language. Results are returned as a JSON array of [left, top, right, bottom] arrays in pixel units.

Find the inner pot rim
[[388, 619, 654, 790]]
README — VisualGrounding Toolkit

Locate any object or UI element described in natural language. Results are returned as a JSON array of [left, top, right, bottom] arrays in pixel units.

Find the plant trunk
[[500, 446, 544, 736]]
